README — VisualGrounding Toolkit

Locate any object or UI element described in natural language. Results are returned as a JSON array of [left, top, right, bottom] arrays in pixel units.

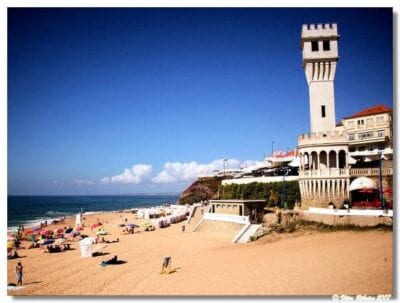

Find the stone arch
[[303, 152, 310, 170], [319, 151, 328, 169], [329, 150, 337, 168], [338, 150, 346, 168], [311, 151, 318, 169]]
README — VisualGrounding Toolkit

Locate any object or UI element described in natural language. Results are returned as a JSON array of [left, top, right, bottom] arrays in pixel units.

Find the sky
[[7, 8, 393, 195]]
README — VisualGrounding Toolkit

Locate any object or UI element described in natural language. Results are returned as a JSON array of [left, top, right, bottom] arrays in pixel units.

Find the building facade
[[297, 23, 393, 209]]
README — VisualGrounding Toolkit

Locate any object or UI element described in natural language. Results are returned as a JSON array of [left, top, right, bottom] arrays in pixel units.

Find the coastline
[[7, 195, 180, 232], [7, 209, 393, 296]]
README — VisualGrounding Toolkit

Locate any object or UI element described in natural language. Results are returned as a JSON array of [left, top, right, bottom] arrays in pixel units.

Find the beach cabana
[[79, 237, 95, 258], [75, 213, 82, 226]]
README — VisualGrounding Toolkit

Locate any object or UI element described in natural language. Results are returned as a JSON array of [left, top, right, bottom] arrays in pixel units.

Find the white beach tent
[[75, 213, 82, 226], [79, 237, 95, 258]]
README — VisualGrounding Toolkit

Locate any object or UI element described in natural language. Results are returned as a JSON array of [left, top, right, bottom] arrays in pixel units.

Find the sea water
[[7, 195, 179, 230]]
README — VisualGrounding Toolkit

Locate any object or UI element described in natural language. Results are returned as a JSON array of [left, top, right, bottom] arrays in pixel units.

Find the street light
[[378, 151, 385, 209], [223, 158, 228, 175], [272, 141, 275, 157]]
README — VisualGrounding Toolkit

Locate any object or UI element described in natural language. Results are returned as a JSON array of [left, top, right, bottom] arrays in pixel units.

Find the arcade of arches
[[299, 148, 350, 209]]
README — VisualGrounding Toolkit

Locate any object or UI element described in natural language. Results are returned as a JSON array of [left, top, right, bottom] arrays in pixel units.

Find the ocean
[[7, 195, 179, 230]]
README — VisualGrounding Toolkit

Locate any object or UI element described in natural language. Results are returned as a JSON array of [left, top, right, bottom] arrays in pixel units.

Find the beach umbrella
[[54, 228, 64, 234], [76, 226, 84, 231], [65, 227, 73, 233], [127, 224, 139, 228], [24, 229, 34, 235]]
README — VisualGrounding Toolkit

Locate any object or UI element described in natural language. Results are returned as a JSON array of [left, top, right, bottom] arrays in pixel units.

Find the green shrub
[[219, 181, 300, 209]]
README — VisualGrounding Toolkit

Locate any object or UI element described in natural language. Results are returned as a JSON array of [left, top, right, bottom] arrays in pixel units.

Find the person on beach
[[15, 262, 23, 286]]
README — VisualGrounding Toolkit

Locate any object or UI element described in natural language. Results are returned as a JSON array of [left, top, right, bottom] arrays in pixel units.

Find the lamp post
[[272, 141, 275, 157], [378, 151, 384, 209], [282, 170, 287, 209], [223, 158, 228, 175]]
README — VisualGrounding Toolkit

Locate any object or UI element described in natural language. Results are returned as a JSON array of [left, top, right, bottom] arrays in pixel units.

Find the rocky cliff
[[177, 176, 230, 205]]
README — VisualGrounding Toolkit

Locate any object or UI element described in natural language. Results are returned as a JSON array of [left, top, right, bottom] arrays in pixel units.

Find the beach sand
[[7, 211, 392, 296]]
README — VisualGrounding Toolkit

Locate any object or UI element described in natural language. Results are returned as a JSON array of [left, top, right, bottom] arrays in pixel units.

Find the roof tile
[[344, 104, 392, 119]]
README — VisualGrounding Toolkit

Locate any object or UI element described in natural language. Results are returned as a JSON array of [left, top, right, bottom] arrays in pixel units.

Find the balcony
[[299, 168, 350, 178], [350, 167, 393, 177], [299, 167, 393, 179]]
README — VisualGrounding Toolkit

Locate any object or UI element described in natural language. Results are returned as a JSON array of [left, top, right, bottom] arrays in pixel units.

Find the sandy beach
[[7, 211, 392, 296]]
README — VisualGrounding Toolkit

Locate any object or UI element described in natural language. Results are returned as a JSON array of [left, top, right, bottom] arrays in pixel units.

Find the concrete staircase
[[187, 204, 211, 231], [232, 224, 261, 243]]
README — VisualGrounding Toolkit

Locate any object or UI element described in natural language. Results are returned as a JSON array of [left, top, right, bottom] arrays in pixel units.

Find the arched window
[[319, 151, 327, 169], [338, 150, 346, 168], [329, 150, 336, 168], [311, 151, 318, 169]]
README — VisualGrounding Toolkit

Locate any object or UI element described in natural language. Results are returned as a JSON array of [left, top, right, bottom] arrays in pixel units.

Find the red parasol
[[55, 228, 64, 234], [40, 229, 53, 236]]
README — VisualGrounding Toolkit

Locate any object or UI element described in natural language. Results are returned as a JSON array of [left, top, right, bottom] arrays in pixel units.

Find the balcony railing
[[350, 167, 393, 177], [299, 167, 393, 178], [299, 168, 349, 178]]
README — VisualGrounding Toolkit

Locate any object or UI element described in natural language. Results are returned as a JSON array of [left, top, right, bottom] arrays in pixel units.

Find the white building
[[297, 23, 393, 209]]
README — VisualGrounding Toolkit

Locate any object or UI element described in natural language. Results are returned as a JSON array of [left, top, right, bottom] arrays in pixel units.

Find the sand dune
[[7, 212, 392, 296]]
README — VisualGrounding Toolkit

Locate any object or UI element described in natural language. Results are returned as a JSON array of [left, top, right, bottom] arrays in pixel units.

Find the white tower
[[301, 23, 340, 133]]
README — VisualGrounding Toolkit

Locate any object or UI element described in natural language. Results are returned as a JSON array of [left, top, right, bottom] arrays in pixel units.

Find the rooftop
[[343, 104, 392, 119]]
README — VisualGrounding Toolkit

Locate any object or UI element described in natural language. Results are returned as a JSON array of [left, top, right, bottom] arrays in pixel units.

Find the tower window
[[323, 40, 330, 51], [311, 41, 319, 51], [321, 105, 326, 118]]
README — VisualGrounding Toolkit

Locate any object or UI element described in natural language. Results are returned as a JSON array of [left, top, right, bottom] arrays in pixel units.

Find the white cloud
[[152, 158, 246, 184], [74, 179, 95, 186], [100, 164, 152, 185], [52, 180, 65, 187]]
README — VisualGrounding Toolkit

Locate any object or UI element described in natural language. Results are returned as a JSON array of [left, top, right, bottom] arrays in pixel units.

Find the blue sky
[[8, 8, 393, 195]]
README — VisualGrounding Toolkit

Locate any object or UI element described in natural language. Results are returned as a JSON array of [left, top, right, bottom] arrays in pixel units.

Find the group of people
[[44, 243, 71, 253], [96, 236, 119, 244]]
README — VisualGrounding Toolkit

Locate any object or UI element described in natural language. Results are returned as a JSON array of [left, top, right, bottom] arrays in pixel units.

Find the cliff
[[177, 176, 230, 205]]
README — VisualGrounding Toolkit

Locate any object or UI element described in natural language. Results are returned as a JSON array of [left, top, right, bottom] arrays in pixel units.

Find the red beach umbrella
[[76, 226, 84, 231], [24, 229, 34, 235], [55, 228, 64, 234], [40, 229, 53, 236]]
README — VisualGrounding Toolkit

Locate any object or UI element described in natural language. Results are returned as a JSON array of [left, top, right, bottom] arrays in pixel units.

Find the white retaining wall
[[222, 175, 299, 185], [203, 213, 250, 224], [307, 207, 393, 217]]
